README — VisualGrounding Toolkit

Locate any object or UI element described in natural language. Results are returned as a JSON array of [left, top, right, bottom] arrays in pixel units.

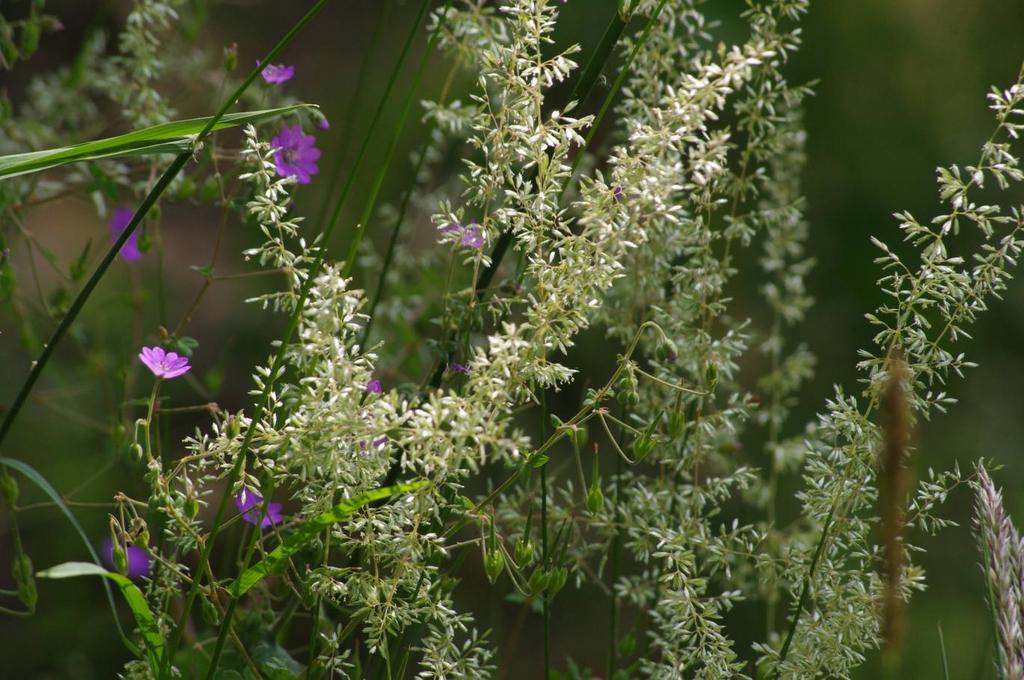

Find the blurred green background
[[2, 0, 1024, 677]]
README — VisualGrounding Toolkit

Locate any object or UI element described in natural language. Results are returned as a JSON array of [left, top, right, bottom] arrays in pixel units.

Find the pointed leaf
[[232, 481, 427, 596], [37, 561, 163, 672], [0, 105, 311, 180]]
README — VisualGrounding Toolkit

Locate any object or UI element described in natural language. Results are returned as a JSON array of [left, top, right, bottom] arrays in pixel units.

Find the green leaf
[[37, 561, 164, 673], [232, 481, 427, 596], [0, 105, 310, 180], [0, 457, 137, 655]]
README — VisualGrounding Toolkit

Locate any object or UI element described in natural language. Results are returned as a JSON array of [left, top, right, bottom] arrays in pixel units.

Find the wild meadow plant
[[0, 0, 1023, 678]]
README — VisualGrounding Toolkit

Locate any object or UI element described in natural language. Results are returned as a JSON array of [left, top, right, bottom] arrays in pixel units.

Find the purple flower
[[259, 61, 295, 84], [139, 346, 191, 379], [448, 363, 470, 375], [101, 539, 151, 581], [441, 221, 484, 250], [612, 185, 625, 202], [110, 207, 142, 262], [271, 124, 320, 184], [234, 490, 284, 529], [461, 225, 484, 250], [366, 379, 382, 394], [317, 118, 330, 130], [373, 436, 388, 448]]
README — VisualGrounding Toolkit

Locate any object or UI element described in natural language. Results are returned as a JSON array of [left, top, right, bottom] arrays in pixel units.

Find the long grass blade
[[0, 105, 309, 180]]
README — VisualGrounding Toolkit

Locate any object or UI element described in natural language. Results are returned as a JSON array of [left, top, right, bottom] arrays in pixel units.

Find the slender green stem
[[341, 2, 452, 276], [539, 388, 551, 679], [607, 405, 624, 679], [773, 504, 835, 678], [175, 1, 441, 676], [0, 0, 322, 455], [360, 62, 459, 346], [312, 0, 390, 231]]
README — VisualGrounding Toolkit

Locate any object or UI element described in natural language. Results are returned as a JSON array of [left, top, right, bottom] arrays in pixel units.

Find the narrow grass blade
[[0, 105, 309, 180], [0, 456, 137, 655], [37, 561, 164, 673], [232, 481, 427, 596]]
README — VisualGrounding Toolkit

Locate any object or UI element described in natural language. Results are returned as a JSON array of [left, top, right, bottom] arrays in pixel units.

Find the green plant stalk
[[607, 409, 624, 679], [360, 61, 459, 346], [169, 0, 441, 675], [773, 504, 835, 677], [312, 0, 391, 232], [341, 0, 452, 276], [540, 389, 551, 679]]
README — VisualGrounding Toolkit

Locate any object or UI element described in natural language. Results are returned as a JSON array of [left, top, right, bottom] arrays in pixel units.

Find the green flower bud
[[618, 632, 636, 658], [19, 18, 40, 59], [705, 363, 719, 391], [667, 409, 686, 438], [112, 542, 128, 575], [483, 548, 505, 585], [655, 338, 678, 362], [0, 472, 18, 507], [586, 483, 604, 514], [185, 496, 200, 519], [528, 567, 549, 595], [546, 566, 568, 596], [223, 43, 238, 72], [632, 434, 655, 461], [514, 537, 535, 566], [12, 552, 36, 610]]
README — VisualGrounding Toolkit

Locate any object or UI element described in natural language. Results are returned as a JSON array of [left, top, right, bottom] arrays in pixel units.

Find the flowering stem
[[773, 504, 835, 677], [0, 0, 323, 457], [172, 2, 443, 676]]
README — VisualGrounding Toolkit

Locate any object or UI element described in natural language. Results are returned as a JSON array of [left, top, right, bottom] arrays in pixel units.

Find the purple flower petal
[[110, 207, 142, 262], [271, 124, 320, 184], [139, 346, 192, 379], [234, 490, 284, 529], [366, 379, 382, 394], [101, 538, 151, 581], [259, 62, 295, 84]]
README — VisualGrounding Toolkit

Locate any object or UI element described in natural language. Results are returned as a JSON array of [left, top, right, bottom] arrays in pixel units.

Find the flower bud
[[546, 566, 568, 596], [586, 483, 604, 514], [514, 537, 535, 566], [112, 542, 128, 575], [0, 472, 18, 507], [667, 409, 686, 438], [528, 567, 549, 595], [223, 43, 238, 72], [484, 548, 505, 585], [632, 434, 655, 461], [12, 551, 36, 610]]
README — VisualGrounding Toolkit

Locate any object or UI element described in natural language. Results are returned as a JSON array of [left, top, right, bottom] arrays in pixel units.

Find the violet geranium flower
[[259, 61, 295, 84], [101, 538, 151, 581], [366, 379, 382, 394], [270, 124, 320, 184], [139, 346, 191, 379], [441, 220, 484, 250], [234, 490, 284, 529], [110, 207, 142, 262]]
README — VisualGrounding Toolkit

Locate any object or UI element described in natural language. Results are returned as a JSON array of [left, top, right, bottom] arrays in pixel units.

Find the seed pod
[[586, 483, 604, 514], [546, 566, 568, 596], [12, 551, 36, 610], [667, 409, 686, 438], [112, 542, 128, 575], [483, 548, 505, 585], [655, 338, 678, 362], [528, 567, 549, 595], [19, 17, 40, 59], [0, 472, 18, 507], [632, 434, 655, 461], [514, 537, 535, 566], [705, 363, 719, 391], [223, 43, 238, 72]]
